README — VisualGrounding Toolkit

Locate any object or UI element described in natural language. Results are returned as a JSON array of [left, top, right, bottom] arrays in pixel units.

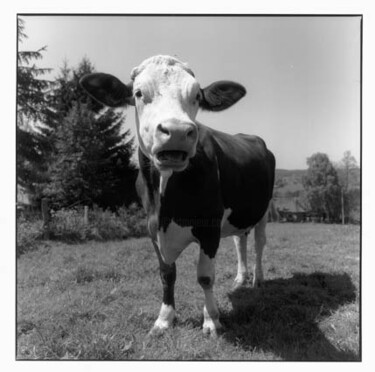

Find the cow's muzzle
[[152, 121, 198, 171]]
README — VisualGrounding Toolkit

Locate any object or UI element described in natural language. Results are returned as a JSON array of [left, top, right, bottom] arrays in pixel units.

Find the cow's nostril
[[186, 128, 195, 138], [157, 124, 170, 136]]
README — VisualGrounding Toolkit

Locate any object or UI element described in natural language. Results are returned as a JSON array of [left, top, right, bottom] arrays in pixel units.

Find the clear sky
[[19, 15, 361, 169]]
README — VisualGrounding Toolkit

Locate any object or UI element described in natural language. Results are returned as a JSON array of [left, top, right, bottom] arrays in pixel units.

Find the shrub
[[49, 208, 90, 242], [16, 215, 44, 256], [117, 203, 147, 238], [89, 205, 131, 240], [48, 204, 147, 243]]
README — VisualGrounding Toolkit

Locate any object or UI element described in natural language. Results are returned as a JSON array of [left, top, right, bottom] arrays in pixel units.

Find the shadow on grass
[[222, 272, 358, 361]]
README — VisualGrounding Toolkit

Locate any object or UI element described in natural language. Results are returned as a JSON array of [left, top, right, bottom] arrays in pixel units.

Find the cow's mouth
[[155, 150, 189, 171], [156, 150, 188, 163]]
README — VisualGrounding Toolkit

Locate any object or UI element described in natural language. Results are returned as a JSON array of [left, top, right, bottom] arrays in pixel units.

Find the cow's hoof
[[202, 320, 223, 338], [252, 278, 263, 288], [232, 278, 246, 290], [148, 325, 168, 338], [231, 274, 250, 291]]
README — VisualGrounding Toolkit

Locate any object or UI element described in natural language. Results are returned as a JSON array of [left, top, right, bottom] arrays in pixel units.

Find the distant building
[[273, 196, 318, 222]]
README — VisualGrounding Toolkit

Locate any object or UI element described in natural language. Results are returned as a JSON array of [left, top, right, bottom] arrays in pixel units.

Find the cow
[[80, 55, 275, 337]]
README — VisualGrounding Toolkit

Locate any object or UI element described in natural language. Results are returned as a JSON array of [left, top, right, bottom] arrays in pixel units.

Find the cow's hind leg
[[233, 234, 249, 289], [197, 249, 222, 337], [149, 242, 176, 336], [253, 210, 268, 288]]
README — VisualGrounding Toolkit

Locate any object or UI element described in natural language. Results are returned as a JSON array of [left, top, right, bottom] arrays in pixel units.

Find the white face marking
[[131, 56, 201, 172], [156, 220, 196, 265], [220, 208, 252, 237]]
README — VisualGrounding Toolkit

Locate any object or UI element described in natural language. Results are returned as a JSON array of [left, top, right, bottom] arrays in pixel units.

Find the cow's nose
[[156, 122, 197, 142]]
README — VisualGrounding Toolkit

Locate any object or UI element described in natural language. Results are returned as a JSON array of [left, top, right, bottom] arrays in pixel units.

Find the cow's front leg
[[197, 249, 222, 336], [149, 242, 176, 336]]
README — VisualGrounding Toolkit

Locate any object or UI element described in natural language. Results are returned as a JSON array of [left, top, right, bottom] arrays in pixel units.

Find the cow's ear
[[200, 81, 246, 111], [80, 73, 134, 107]]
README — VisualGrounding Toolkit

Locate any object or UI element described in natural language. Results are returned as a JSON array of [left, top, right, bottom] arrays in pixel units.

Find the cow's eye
[[135, 90, 143, 99], [195, 92, 202, 102]]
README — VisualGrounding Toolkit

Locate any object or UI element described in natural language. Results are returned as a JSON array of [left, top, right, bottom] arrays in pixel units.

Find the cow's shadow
[[220, 272, 359, 361]]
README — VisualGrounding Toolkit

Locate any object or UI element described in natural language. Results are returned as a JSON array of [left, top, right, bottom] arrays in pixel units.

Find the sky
[[19, 15, 361, 170]]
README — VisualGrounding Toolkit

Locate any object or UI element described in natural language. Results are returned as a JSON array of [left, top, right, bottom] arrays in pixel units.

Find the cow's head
[[80, 55, 246, 172]]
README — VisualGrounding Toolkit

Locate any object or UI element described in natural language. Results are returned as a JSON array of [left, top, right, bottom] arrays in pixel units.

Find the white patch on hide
[[156, 220, 196, 265], [220, 208, 252, 237]]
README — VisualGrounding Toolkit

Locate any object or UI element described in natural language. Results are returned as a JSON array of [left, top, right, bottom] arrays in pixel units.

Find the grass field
[[16, 223, 360, 361]]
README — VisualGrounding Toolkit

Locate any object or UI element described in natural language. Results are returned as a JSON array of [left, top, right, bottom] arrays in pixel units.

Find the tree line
[[274, 151, 360, 224], [303, 151, 360, 224], [17, 19, 138, 212]]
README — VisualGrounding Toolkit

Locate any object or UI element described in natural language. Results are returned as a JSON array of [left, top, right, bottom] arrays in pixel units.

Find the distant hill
[[274, 167, 360, 197], [275, 169, 307, 178]]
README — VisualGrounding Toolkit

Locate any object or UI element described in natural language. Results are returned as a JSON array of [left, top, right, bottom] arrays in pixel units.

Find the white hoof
[[233, 274, 248, 289], [202, 318, 223, 337], [148, 304, 175, 336], [148, 324, 169, 337]]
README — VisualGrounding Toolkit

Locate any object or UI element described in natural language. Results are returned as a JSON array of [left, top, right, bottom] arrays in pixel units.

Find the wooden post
[[341, 188, 345, 225], [41, 198, 50, 239], [83, 206, 89, 226]]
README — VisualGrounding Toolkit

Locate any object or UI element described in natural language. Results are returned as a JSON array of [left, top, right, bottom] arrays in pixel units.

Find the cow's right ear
[[80, 73, 134, 107]]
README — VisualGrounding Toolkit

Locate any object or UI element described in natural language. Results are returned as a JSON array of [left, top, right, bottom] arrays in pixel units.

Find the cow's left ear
[[200, 81, 246, 111], [80, 73, 135, 107]]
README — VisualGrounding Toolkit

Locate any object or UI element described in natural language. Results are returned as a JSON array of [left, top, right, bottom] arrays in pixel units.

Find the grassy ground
[[16, 223, 360, 361]]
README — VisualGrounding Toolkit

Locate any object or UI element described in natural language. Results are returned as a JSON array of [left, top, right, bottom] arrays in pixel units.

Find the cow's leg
[[197, 249, 222, 336], [233, 234, 249, 289], [253, 210, 268, 288], [149, 242, 176, 336]]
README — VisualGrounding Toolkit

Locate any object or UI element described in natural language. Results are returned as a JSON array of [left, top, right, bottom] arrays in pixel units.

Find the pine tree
[[45, 59, 138, 210], [17, 18, 52, 193]]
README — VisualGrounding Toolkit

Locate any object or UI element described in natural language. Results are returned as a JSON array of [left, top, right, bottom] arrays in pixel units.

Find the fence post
[[84, 206, 89, 226], [41, 198, 50, 239]]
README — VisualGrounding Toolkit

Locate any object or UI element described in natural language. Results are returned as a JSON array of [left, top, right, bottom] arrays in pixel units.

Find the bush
[[16, 204, 148, 254], [49, 204, 147, 243], [16, 215, 44, 256], [49, 208, 90, 242], [116, 203, 148, 238]]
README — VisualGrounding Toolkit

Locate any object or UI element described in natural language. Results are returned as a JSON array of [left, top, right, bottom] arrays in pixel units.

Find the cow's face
[[80, 55, 246, 172], [130, 56, 200, 172]]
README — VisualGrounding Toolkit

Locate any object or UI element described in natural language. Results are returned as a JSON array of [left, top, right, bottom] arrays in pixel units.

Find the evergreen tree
[[17, 18, 52, 193], [303, 153, 341, 222], [46, 58, 103, 126], [45, 59, 138, 210]]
